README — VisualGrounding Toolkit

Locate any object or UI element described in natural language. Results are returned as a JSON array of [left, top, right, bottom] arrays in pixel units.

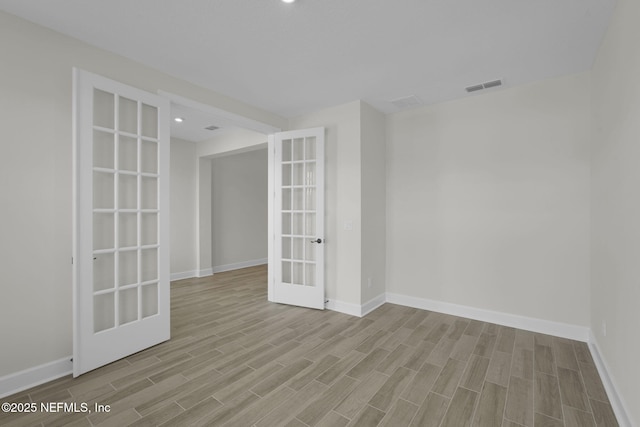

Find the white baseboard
[[212, 258, 268, 274], [171, 259, 268, 282], [325, 299, 362, 317], [170, 270, 198, 281], [325, 294, 386, 317], [197, 268, 214, 278], [588, 332, 633, 427], [385, 292, 590, 342], [0, 356, 72, 399], [361, 294, 386, 316]]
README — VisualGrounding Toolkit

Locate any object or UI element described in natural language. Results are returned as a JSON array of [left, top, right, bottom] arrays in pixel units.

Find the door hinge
[[71, 257, 74, 265]]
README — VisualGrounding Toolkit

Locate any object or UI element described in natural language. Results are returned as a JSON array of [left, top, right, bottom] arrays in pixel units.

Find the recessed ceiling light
[[174, 117, 184, 123], [282, 0, 296, 3]]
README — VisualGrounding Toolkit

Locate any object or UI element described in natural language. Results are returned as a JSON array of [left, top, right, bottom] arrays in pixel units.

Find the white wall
[[170, 138, 197, 277], [211, 149, 268, 269], [197, 158, 213, 275], [360, 103, 387, 303], [0, 10, 285, 378], [198, 128, 268, 158], [290, 102, 363, 306], [195, 128, 268, 275], [386, 73, 591, 327], [591, 0, 640, 423]]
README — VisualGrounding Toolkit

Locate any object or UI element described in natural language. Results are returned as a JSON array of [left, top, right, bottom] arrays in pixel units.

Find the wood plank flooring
[[1, 265, 619, 426]]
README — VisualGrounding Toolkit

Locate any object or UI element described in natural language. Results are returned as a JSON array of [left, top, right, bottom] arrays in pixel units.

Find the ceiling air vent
[[390, 95, 422, 110], [465, 78, 503, 93], [465, 84, 484, 93], [483, 79, 502, 89], [204, 125, 219, 131]]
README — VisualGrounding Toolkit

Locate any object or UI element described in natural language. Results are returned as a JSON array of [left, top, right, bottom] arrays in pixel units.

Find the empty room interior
[[0, 0, 638, 426]]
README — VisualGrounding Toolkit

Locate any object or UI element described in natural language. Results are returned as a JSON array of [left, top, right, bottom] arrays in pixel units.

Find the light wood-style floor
[[1, 265, 618, 426]]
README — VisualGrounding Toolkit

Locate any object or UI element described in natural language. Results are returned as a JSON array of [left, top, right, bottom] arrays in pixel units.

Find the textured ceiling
[[0, 0, 616, 120]]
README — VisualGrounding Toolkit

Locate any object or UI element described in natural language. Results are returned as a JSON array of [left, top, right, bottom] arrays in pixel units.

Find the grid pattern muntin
[[281, 137, 318, 287], [91, 89, 160, 333]]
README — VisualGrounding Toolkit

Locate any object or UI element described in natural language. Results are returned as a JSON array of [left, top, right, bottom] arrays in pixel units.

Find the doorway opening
[[163, 92, 279, 283]]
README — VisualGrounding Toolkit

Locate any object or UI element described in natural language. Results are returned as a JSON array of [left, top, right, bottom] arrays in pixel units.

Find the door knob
[[310, 238, 322, 244]]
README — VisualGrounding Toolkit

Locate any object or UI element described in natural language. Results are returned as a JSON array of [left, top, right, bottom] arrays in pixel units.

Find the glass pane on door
[[141, 177, 158, 209], [93, 130, 114, 169], [119, 174, 137, 209], [91, 88, 161, 334], [119, 213, 137, 248], [119, 96, 138, 134], [141, 104, 158, 138], [93, 89, 114, 129], [119, 250, 138, 287], [142, 284, 158, 318], [119, 288, 138, 325], [279, 134, 321, 287], [141, 141, 158, 173], [94, 213, 114, 250], [94, 293, 115, 333], [93, 172, 114, 209], [141, 248, 158, 282], [141, 213, 158, 245], [93, 254, 114, 292], [119, 136, 138, 172]]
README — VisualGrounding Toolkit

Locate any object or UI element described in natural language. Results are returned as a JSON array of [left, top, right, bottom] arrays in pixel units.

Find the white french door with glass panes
[[72, 69, 170, 377], [270, 127, 325, 309]]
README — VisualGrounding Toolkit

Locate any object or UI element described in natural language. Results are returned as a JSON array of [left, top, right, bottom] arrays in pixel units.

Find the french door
[[72, 69, 170, 376], [270, 127, 325, 309]]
